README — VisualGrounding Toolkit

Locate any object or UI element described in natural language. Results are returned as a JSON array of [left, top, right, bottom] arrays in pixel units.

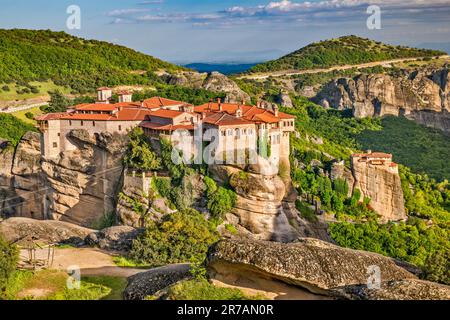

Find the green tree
[[128, 210, 219, 266], [207, 187, 237, 220], [123, 127, 161, 171], [0, 234, 18, 292]]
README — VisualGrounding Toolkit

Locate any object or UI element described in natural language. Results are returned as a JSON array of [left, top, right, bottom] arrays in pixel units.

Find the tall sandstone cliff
[[0, 130, 129, 227], [331, 158, 406, 222], [314, 66, 450, 133]]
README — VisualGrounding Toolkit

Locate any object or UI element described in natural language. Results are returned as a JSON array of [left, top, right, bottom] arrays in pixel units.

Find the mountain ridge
[[246, 35, 446, 74]]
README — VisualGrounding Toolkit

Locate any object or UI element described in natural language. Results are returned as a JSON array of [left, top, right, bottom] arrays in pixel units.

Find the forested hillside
[[247, 36, 445, 73], [281, 98, 450, 285], [0, 29, 185, 93]]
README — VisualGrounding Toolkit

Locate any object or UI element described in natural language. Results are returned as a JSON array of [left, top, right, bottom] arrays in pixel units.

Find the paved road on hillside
[[236, 55, 450, 80]]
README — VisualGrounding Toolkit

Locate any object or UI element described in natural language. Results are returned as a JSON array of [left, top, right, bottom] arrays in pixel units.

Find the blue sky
[[1, 0, 450, 63]]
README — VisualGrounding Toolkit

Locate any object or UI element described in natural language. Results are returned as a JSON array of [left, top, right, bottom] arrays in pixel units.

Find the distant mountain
[[184, 63, 259, 75], [0, 29, 185, 93], [247, 35, 446, 74]]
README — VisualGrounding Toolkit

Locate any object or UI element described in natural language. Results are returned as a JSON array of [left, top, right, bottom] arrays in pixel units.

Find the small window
[[69, 120, 72, 126], [53, 142, 58, 148], [92, 121, 95, 127], [118, 125, 122, 131], [80, 121, 84, 126], [57, 133, 60, 137]]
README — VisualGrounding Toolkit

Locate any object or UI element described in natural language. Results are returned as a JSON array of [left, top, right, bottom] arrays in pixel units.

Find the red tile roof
[[60, 108, 154, 121], [35, 113, 67, 121], [143, 97, 190, 110], [140, 122, 194, 131], [74, 104, 118, 112], [148, 109, 186, 119], [353, 152, 392, 159], [194, 103, 295, 123], [202, 113, 254, 127]]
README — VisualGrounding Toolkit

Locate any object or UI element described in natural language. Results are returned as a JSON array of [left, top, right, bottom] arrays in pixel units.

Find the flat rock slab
[[0, 217, 93, 245], [124, 264, 191, 300], [206, 238, 417, 295]]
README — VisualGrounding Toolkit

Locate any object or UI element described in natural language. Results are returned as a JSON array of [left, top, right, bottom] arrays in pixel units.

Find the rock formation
[[124, 264, 192, 300], [331, 154, 406, 222], [209, 164, 298, 243], [0, 132, 46, 220], [202, 72, 251, 103], [163, 71, 251, 103], [275, 91, 293, 108], [40, 129, 129, 227], [0, 217, 93, 245], [206, 238, 450, 300], [85, 225, 144, 252], [313, 66, 450, 133]]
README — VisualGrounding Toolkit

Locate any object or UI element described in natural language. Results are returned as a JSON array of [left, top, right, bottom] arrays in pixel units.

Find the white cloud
[[108, 0, 450, 27], [107, 8, 150, 17]]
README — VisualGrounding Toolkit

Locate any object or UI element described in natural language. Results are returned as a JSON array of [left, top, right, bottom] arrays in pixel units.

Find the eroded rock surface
[[124, 264, 192, 300], [206, 238, 450, 300], [209, 164, 298, 242], [0, 132, 46, 220], [41, 130, 129, 227], [314, 67, 450, 132], [0, 217, 93, 245]]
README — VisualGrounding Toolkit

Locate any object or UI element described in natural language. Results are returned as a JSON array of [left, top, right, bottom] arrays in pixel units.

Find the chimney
[[367, 150, 372, 154], [201, 112, 206, 120], [236, 106, 242, 118], [241, 98, 245, 105], [273, 104, 279, 117], [118, 91, 132, 103], [97, 87, 112, 103]]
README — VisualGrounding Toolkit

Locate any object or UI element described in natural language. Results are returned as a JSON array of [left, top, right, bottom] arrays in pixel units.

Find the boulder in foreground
[[206, 238, 450, 300]]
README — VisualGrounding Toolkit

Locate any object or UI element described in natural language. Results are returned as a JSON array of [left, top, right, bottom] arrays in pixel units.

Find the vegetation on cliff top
[[357, 116, 450, 181], [0, 113, 37, 146], [247, 36, 444, 73], [0, 29, 185, 93]]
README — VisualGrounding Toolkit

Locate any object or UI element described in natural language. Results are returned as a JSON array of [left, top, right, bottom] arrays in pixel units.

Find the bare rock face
[[334, 279, 450, 300], [85, 225, 143, 252], [331, 158, 406, 222], [209, 165, 298, 242], [117, 185, 175, 228], [314, 67, 450, 133], [40, 130, 129, 227], [0, 132, 46, 220], [206, 238, 450, 300], [202, 72, 251, 103], [162, 70, 251, 104], [124, 264, 192, 300], [0, 217, 93, 245], [352, 159, 406, 222], [275, 91, 293, 108]]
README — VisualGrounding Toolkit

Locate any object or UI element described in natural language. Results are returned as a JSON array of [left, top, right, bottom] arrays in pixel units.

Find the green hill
[[0, 29, 185, 93], [247, 35, 445, 73], [356, 116, 450, 181]]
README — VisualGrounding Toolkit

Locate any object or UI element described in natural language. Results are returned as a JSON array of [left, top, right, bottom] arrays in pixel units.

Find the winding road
[[236, 55, 450, 80]]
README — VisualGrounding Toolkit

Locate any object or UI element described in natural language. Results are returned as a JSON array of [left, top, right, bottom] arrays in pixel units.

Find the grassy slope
[[0, 29, 185, 93], [247, 35, 445, 73], [0, 113, 37, 146], [357, 116, 450, 181], [2, 270, 115, 300], [0, 80, 71, 101]]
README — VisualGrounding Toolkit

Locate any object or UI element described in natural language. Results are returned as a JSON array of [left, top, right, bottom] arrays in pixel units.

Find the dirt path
[[20, 247, 147, 278], [236, 55, 450, 80]]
